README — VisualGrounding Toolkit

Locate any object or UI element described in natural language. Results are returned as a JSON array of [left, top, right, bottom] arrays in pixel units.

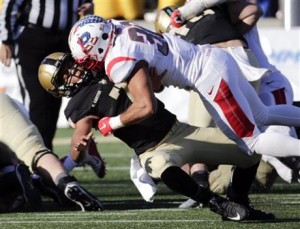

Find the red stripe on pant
[[214, 79, 255, 138], [272, 88, 286, 105]]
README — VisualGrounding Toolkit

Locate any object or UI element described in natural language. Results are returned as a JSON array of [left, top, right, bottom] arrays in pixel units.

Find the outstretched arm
[[121, 61, 157, 124], [227, 0, 263, 34], [171, 0, 237, 27], [180, 0, 233, 20], [71, 116, 95, 162]]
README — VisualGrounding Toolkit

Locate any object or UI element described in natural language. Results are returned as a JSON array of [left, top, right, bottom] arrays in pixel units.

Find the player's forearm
[[121, 62, 158, 126], [228, 1, 263, 34], [71, 119, 93, 162], [179, 0, 237, 21], [120, 99, 157, 126]]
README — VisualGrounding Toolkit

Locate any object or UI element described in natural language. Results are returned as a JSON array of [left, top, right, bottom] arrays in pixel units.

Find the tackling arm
[[98, 60, 157, 136], [119, 61, 157, 124], [227, 0, 263, 34], [177, 0, 237, 21]]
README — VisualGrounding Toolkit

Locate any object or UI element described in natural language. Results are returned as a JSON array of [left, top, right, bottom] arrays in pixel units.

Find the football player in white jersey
[[155, 0, 300, 205], [166, 0, 300, 185], [39, 51, 262, 221], [68, 15, 300, 159]]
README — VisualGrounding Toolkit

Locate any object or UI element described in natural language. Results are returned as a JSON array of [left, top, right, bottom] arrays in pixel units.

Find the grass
[[1, 128, 300, 229]]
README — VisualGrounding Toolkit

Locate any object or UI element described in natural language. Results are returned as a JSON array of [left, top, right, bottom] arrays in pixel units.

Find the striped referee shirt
[[0, 0, 93, 44]]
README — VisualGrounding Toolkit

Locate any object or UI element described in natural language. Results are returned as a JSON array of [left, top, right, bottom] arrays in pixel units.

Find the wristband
[[109, 115, 125, 130]]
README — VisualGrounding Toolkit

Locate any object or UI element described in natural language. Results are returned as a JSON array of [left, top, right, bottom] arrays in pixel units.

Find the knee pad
[[144, 154, 172, 179]]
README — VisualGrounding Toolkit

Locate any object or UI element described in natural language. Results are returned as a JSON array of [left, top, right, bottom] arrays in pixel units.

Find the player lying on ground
[[0, 92, 103, 212]]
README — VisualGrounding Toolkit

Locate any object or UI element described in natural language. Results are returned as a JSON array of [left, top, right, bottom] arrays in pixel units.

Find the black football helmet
[[154, 6, 177, 33], [38, 52, 99, 97]]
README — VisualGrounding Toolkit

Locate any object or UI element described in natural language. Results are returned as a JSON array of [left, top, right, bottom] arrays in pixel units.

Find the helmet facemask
[[48, 53, 80, 97], [54, 60, 98, 97], [39, 52, 98, 98]]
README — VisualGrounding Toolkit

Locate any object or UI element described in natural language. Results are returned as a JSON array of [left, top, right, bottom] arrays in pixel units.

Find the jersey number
[[123, 22, 169, 56]]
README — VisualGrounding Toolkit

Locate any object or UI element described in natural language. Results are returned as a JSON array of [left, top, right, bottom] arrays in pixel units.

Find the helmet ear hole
[[102, 33, 108, 40]]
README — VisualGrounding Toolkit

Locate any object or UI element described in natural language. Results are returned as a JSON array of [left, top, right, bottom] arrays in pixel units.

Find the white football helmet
[[68, 15, 115, 70]]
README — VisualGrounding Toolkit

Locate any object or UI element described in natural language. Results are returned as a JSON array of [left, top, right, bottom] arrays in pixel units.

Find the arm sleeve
[[178, 0, 234, 21]]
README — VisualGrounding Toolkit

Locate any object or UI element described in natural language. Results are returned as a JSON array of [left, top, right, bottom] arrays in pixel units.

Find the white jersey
[[106, 20, 209, 90], [103, 20, 300, 155]]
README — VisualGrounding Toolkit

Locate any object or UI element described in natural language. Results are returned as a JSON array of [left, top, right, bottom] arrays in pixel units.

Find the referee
[[0, 0, 94, 150]]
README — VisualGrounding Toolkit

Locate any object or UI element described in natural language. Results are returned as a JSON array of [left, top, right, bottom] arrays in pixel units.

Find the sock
[[228, 162, 259, 205], [54, 172, 70, 186], [161, 166, 211, 203], [62, 154, 78, 172], [191, 171, 209, 188]]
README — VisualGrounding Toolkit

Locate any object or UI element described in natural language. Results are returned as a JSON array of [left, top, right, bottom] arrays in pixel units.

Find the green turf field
[[1, 128, 300, 229]]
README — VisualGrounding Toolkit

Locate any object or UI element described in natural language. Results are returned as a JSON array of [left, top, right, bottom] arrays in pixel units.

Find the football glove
[[98, 115, 124, 136], [98, 117, 113, 136], [170, 9, 184, 28]]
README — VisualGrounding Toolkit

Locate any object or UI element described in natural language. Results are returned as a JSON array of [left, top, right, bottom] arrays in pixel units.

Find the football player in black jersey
[[38, 51, 278, 221]]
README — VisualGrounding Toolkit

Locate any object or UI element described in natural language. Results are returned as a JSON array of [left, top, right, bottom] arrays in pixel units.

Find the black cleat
[[227, 195, 276, 221], [245, 205, 275, 220], [64, 182, 104, 211], [208, 195, 248, 221], [31, 173, 74, 206], [58, 176, 103, 211]]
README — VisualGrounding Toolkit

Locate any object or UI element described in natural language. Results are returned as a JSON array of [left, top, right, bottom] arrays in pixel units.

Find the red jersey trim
[[272, 88, 287, 104], [214, 79, 255, 138], [107, 57, 136, 81]]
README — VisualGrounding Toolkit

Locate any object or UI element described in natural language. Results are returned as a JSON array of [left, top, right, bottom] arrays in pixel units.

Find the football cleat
[[31, 173, 74, 206], [244, 205, 275, 220], [64, 182, 104, 211], [208, 194, 248, 221], [59, 176, 104, 211], [227, 196, 276, 221], [82, 138, 106, 178]]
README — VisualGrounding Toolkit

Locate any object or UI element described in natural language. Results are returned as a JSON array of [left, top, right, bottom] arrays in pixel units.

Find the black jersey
[[173, 5, 246, 45], [65, 81, 176, 155]]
